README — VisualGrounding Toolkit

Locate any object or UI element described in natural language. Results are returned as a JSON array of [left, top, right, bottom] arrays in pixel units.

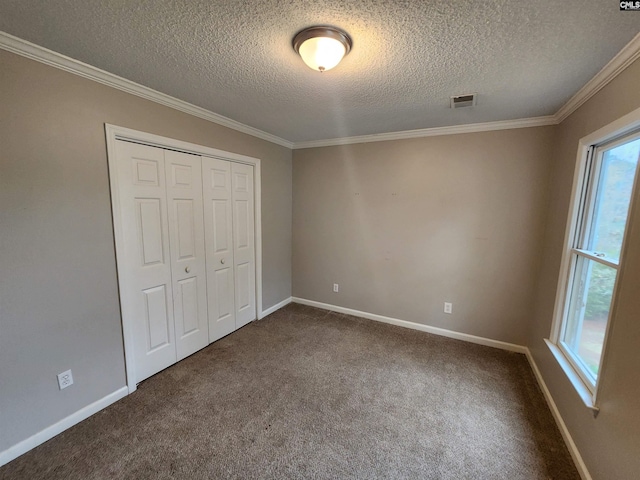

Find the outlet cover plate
[[57, 370, 73, 390]]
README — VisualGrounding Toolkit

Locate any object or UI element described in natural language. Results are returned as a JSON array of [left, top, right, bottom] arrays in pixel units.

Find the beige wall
[[3, 37, 639, 479], [292, 127, 555, 345], [528, 58, 640, 480], [0, 50, 292, 452]]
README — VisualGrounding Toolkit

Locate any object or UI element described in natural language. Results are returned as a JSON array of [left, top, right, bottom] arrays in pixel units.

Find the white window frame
[[547, 106, 640, 411]]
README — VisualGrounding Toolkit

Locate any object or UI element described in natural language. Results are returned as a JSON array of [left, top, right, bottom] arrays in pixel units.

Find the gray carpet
[[1, 303, 580, 479]]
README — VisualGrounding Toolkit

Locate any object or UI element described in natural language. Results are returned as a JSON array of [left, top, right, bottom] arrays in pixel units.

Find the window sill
[[544, 339, 600, 415]]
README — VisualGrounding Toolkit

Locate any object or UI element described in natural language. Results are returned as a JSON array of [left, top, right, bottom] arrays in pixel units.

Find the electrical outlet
[[444, 302, 453, 314], [333, 283, 339, 293], [57, 370, 73, 390]]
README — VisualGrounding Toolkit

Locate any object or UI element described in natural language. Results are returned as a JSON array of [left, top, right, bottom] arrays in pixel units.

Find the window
[[550, 121, 640, 407]]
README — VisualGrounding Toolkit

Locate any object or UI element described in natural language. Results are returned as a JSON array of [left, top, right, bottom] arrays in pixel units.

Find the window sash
[[553, 126, 640, 402], [571, 248, 619, 269], [559, 250, 619, 392]]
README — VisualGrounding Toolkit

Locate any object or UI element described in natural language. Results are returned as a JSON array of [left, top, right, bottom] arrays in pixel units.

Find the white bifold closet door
[[115, 141, 208, 382], [202, 158, 256, 342], [230, 162, 256, 328], [164, 149, 209, 361]]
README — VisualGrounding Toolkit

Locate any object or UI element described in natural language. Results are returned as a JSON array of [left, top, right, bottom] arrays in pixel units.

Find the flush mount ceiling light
[[293, 26, 352, 72]]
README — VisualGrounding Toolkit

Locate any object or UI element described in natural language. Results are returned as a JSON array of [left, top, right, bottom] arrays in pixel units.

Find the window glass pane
[[587, 138, 640, 260], [562, 258, 616, 381]]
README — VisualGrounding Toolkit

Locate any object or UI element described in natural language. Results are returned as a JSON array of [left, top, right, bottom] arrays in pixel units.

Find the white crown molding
[[2, 29, 639, 151], [555, 32, 640, 123], [292, 32, 640, 150], [292, 116, 558, 149], [0, 31, 294, 149]]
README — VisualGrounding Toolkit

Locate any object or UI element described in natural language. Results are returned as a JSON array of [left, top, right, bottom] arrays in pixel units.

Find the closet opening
[[105, 124, 263, 392]]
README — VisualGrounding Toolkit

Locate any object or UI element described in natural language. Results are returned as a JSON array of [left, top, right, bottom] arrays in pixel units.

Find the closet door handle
[[221, 258, 226, 265], [185, 266, 191, 273]]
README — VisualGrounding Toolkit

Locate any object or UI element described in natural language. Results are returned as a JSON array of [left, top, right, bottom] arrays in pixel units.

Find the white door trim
[[105, 124, 263, 393]]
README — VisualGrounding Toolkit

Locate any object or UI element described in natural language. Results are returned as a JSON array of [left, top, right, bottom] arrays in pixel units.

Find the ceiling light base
[[293, 26, 352, 72]]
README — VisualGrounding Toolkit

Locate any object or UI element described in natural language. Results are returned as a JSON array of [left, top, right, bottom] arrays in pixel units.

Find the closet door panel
[[165, 150, 209, 361], [202, 157, 236, 342], [236, 262, 250, 311], [143, 285, 171, 350], [176, 277, 198, 334], [215, 268, 234, 319], [115, 141, 176, 383], [232, 163, 256, 328]]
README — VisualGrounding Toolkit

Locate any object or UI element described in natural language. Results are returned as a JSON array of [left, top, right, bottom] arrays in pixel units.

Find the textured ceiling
[[0, 1, 639, 143]]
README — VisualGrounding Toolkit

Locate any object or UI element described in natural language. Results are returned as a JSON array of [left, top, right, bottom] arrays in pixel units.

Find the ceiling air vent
[[450, 93, 477, 109]]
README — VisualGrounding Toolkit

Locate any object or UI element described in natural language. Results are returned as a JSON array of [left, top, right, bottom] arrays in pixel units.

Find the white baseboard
[[0, 307, 590, 480], [260, 296, 292, 318], [524, 349, 592, 480], [291, 297, 527, 354], [0, 386, 128, 467], [0, 294, 293, 467], [292, 297, 589, 479]]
